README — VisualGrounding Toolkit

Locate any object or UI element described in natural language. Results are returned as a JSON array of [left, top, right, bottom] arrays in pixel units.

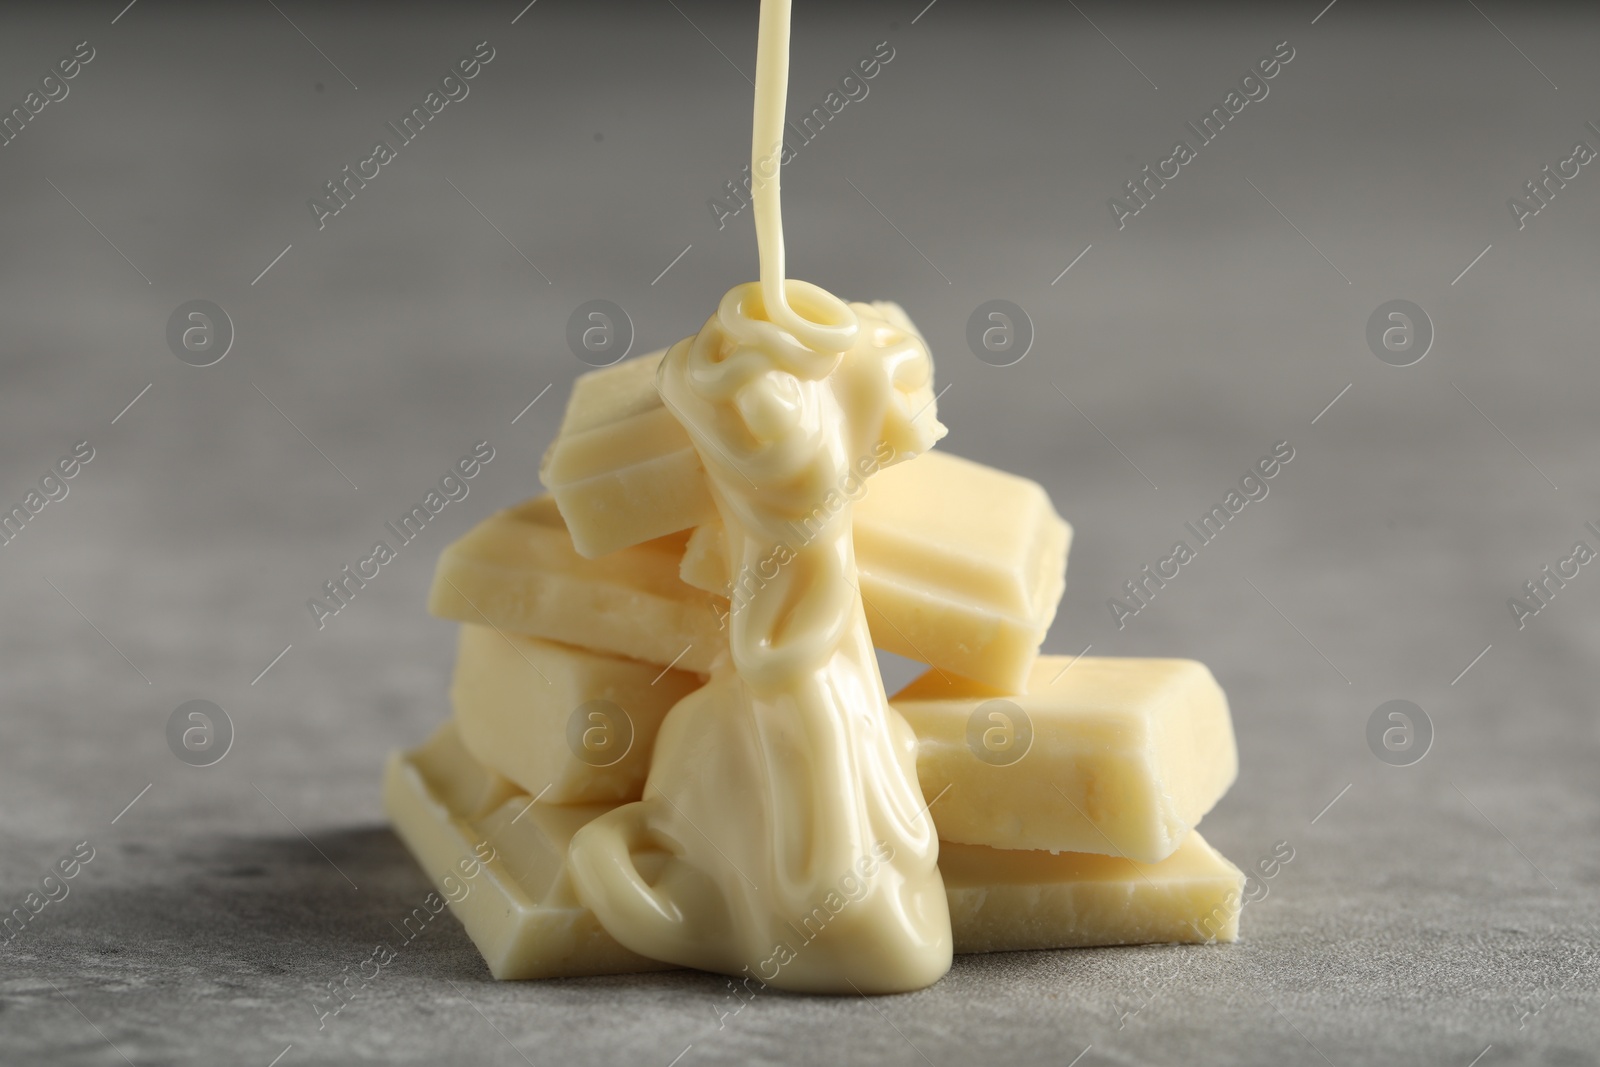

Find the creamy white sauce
[[567, 0, 951, 993]]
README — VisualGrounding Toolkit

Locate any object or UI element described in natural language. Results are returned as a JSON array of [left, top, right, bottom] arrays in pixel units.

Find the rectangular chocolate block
[[681, 449, 1071, 692], [383, 723, 670, 981], [892, 655, 1238, 862], [941, 834, 1243, 953], [427, 495, 726, 674], [450, 624, 703, 804], [538, 302, 939, 560], [538, 352, 716, 559]]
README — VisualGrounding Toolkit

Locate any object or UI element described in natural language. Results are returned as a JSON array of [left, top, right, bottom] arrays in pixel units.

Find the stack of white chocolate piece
[[387, 339, 1245, 981]]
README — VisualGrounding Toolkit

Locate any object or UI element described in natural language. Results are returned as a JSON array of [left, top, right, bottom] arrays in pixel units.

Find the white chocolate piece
[[382, 724, 669, 980], [941, 832, 1243, 953], [540, 303, 935, 561], [681, 449, 1071, 693], [892, 656, 1238, 863], [427, 495, 726, 674], [450, 625, 704, 804], [853, 452, 1067, 693], [539, 352, 716, 558], [385, 726, 1243, 979]]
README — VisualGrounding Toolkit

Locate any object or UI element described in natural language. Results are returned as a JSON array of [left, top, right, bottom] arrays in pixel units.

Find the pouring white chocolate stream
[[565, 0, 954, 993]]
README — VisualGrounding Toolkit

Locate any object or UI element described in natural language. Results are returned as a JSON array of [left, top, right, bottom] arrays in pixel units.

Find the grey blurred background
[[2, 1, 1597, 1064]]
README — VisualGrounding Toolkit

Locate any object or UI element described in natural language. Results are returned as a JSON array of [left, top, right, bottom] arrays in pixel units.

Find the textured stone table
[[1, 3, 1597, 1065]]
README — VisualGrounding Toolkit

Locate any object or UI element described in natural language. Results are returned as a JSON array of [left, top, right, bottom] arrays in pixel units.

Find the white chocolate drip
[[566, 0, 952, 993]]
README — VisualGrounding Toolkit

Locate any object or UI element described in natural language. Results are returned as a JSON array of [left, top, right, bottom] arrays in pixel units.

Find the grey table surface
[[2, 2, 1598, 1064]]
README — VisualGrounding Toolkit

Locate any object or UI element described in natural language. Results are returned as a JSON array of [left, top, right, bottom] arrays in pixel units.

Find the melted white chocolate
[[565, 0, 953, 993]]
